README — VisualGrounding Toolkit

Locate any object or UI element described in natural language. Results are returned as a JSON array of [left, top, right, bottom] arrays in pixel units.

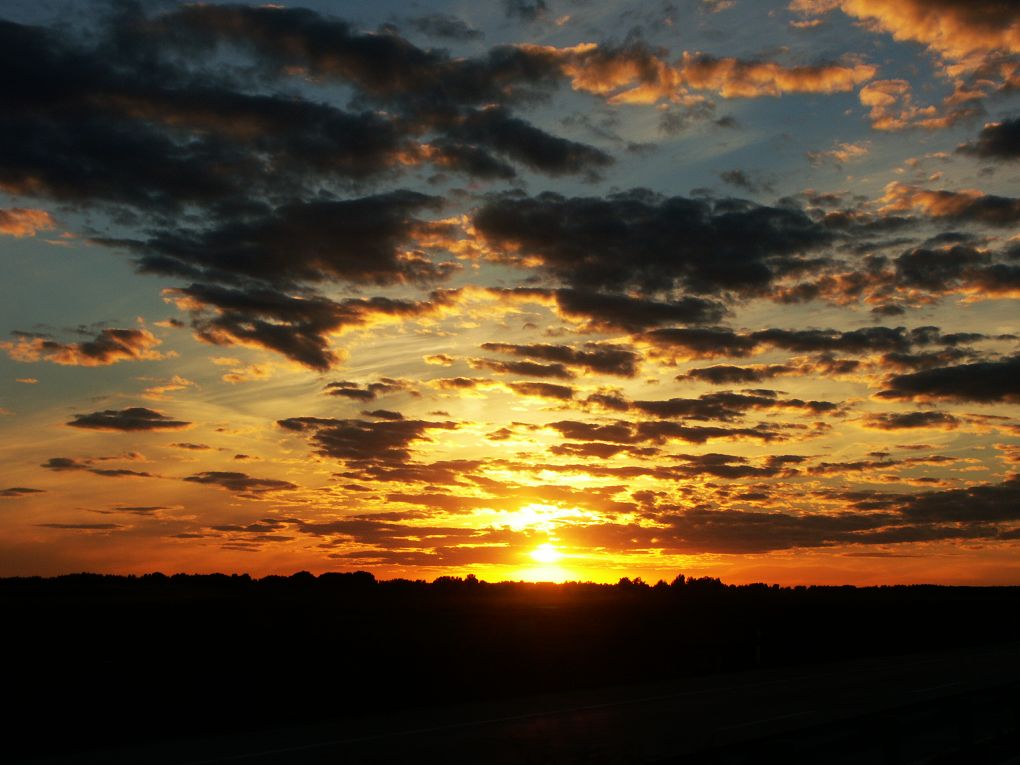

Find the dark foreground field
[[4, 573, 1020, 763]]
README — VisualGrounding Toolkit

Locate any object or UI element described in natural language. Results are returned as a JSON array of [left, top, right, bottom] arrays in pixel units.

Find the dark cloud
[[139, 5, 609, 182], [473, 190, 833, 296], [67, 407, 191, 431], [480, 342, 639, 377], [363, 409, 405, 421], [506, 381, 575, 400], [643, 327, 759, 358], [958, 117, 1020, 160], [864, 411, 960, 430], [551, 289, 727, 331], [166, 284, 451, 370], [677, 364, 792, 384], [0, 487, 44, 498], [449, 108, 612, 178], [718, 169, 773, 194], [882, 183, 1020, 227], [406, 14, 483, 41], [877, 356, 1020, 403], [325, 378, 417, 400], [169, 442, 212, 450], [894, 245, 990, 290], [40, 457, 153, 478], [429, 141, 517, 179], [278, 416, 457, 463], [469, 358, 575, 379], [487, 287, 727, 331], [647, 324, 976, 359], [547, 418, 786, 445], [503, 0, 548, 22], [893, 477, 1020, 523], [655, 508, 898, 553], [183, 471, 297, 494], [155, 4, 562, 105], [632, 391, 837, 421], [114, 192, 449, 288], [751, 327, 916, 354]]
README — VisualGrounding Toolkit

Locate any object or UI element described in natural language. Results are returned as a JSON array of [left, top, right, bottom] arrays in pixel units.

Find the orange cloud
[[794, 1, 1020, 127], [1, 329, 167, 366], [879, 182, 1020, 225], [142, 375, 195, 399], [806, 140, 870, 167], [0, 208, 55, 238], [519, 42, 875, 105], [792, 0, 1019, 62], [859, 79, 977, 131], [678, 52, 875, 98]]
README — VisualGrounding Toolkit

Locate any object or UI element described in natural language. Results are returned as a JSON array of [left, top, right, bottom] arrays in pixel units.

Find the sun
[[530, 543, 562, 564]]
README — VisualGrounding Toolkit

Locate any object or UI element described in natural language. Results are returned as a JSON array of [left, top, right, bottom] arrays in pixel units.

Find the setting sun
[[530, 543, 562, 564]]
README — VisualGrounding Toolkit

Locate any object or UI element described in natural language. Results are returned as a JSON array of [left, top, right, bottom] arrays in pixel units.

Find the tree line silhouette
[[4, 572, 1019, 759]]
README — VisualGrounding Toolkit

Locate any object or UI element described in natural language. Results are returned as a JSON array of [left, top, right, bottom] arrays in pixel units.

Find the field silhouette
[[5, 572, 1020, 761]]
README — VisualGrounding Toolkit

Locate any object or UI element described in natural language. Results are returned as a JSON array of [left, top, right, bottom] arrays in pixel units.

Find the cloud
[[806, 141, 869, 167], [877, 355, 1020, 402], [116, 192, 449, 287], [892, 244, 990, 290], [491, 288, 727, 331], [278, 416, 457, 463], [183, 471, 297, 494], [504, 0, 548, 22], [646, 324, 941, 359], [858, 79, 978, 131], [142, 375, 195, 400], [406, 14, 483, 41], [41, 457, 153, 478], [718, 169, 773, 194], [958, 118, 1020, 160], [480, 342, 640, 377], [547, 418, 787, 445], [632, 390, 838, 421], [506, 381, 575, 400], [1, 328, 166, 366], [446, 108, 613, 178], [0, 487, 44, 498], [469, 358, 575, 379], [0, 208, 55, 238], [525, 41, 875, 105], [67, 407, 191, 431], [677, 52, 875, 99], [863, 411, 961, 430], [791, 0, 1020, 63], [472, 190, 833, 297], [324, 378, 417, 400], [643, 327, 760, 358], [677, 364, 793, 384], [879, 182, 1020, 226], [164, 284, 452, 371], [893, 477, 1020, 523], [794, 1, 1020, 127]]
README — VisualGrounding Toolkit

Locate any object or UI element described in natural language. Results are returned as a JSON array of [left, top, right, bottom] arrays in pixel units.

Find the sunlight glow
[[530, 543, 562, 564]]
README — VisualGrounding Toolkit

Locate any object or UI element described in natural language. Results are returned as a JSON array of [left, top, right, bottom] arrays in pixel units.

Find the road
[[22, 643, 1020, 764]]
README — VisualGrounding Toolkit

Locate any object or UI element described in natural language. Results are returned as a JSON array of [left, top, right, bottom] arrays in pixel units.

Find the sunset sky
[[1, 0, 1019, 584]]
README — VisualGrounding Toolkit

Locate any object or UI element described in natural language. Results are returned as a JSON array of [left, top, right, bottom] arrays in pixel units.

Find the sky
[[1, 0, 1019, 584]]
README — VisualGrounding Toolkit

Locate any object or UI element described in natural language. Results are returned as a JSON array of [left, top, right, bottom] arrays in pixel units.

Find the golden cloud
[[0, 208, 55, 238]]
